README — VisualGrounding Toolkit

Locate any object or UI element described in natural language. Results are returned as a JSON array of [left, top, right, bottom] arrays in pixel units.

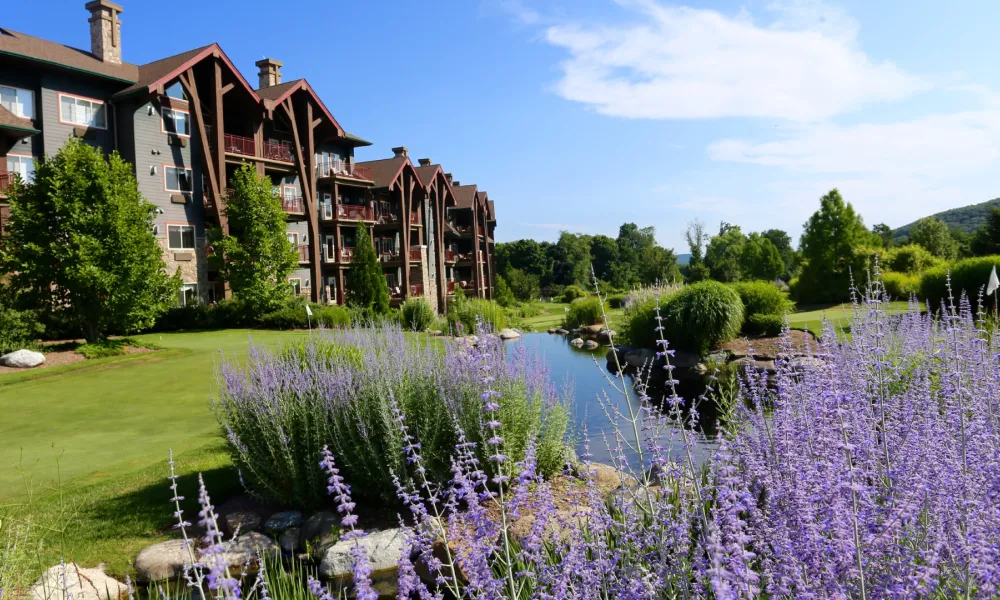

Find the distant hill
[[894, 197, 1000, 240], [676, 253, 691, 265]]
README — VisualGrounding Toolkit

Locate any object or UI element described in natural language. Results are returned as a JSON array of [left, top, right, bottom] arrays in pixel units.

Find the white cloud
[[493, 0, 543, 25], [544, 0, 926, 120]]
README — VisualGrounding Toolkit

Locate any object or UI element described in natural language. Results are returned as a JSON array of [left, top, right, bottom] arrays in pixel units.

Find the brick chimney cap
[[255, 57, 283, 68], [86, 0, 123, 12], [418, 158, 432, 166], [392, 146, 408, 157]]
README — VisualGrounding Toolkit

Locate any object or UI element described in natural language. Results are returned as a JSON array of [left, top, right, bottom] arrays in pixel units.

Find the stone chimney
[[418, 158, 432, 167], [255, 58, 283, 89], [86, 1, 123, 64], [392, 146, 408, 158], [445, 173, 453, 185], [452, 181, 461, 186]]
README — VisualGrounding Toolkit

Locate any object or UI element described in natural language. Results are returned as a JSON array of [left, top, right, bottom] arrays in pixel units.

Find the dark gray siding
[[38, 73, 118, 156], [114, 100, 136, 164]]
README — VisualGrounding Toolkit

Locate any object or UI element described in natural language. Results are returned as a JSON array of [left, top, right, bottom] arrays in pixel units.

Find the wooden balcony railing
[[447, 280, 456, 293], [409, 212, 421, 225], [409, 283, 423, 296], [337, 204, 374, 221], [340, 247, 355, 263], [0, 171, 13, 193], [282, 196, 304, 214], [262, 140, 294, 163], [378, 249, 400, 263], [315, 161, 373, 181], [297, 245, 310, 262], [409, 247, 422, 261], [224, 133, 255, 157], [444, 250, 457, 262]]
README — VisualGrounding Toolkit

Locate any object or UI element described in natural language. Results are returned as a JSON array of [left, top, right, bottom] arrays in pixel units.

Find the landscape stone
[[548, 327, 558, 334], [31, 563, 128, 600], [569, 337, 585, 346], [586, 462, 638, 495], [555, 328, 569, 335], [583, 340, 599, 349], [224, 531, 280, 568], [299, 511, 340, 553], [583, 324, 604, 334], [787, 356, 825, 372], [624, 348, 656, 369], [597, 329, 616, 344], [706, 351, 729, 363], [265, 510, 302, 532], [1, 349, 45, 368], [222, 510, 261, 537], [279, 527, 300, 553], [319, 528, 407, 596], [498, 328, 521, 340], [670, 350, 700, 369], [134, 539, 190, 582]]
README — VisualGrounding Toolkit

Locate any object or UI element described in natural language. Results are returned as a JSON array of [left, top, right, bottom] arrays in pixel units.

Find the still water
[[504, 333, 718, 468]]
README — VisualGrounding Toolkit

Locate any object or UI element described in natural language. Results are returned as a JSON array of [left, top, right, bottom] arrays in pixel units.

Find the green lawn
[[519, 301, 624, 331], [786, 300, 912, 337]]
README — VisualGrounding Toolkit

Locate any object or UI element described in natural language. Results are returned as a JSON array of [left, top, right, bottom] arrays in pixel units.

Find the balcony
[[282, 196, 304, 214], [262, 140, 294, 163], [378, 249, 400, 263], [297, 244, 310, 263], [0, 171, 12, 193], [337, 204, 375, 221], [315, 161, 373, 182], [409, 247, 422, 262], [224, 133, 255, 157], [447, 280, 456, 293], [409, 283, 424, 296], [340, 247, 355, 263], [409, 212, 421, 225], [444, 250, 457, 263]]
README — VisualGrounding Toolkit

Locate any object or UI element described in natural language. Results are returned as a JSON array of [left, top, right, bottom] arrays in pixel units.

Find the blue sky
[[8, 0, 1000, 251]]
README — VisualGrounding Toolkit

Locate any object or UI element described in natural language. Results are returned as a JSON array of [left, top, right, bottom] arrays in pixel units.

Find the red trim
[[267, 80, 344, 138], [145, 44, 261, 103], [162, 163, 194, 194], [159, 106, 192, 138], [56, 92, 108, 130]]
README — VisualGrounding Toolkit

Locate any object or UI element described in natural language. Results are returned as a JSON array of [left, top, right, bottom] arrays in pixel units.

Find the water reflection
[[503, 333, 718, 469]]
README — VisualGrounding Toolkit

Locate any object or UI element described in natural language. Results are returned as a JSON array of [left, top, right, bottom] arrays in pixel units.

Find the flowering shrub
[[214, 324, 568, 508]]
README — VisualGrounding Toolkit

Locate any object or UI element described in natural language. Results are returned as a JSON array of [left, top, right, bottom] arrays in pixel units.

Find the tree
[[505, 267, 541, 301], [797, 188, 872, 303], [872, 223, 894, 249], [616, 223, 657, 288], [761, 228, 799, 279], [590, 235, 620, 283], [211, 164, 298, 315], [550, 232, 592, 286], [0, 139, 179, 343], [638, 245, 681, 285], [909, 217, 958, 260], [684, 220, 711, 283], [971, 207, 1000, 256], [493, 274, 516, 307], [345, 222, 390, 316], [741, 233, 785, 281], [704, 222, 747, 282], [496, 239, 549, 279]]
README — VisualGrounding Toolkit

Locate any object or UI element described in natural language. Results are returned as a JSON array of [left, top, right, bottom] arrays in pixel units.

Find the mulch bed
[[0, 345, 156, 375], [718, 329, 818, 360]]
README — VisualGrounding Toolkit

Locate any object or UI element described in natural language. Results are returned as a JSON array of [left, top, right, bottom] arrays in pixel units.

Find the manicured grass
[[520, 301, 624, 331], [786, 301, 912, 337]]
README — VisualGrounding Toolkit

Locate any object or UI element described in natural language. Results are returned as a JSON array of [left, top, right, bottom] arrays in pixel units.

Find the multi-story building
[[0, 1, 496, 311]]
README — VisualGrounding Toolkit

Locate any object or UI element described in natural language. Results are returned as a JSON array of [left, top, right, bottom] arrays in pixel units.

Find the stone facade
[[86, 1, 123, 65]]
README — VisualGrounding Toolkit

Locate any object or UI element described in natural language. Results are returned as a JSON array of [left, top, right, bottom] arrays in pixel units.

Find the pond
[[504, 333, 719, 469]]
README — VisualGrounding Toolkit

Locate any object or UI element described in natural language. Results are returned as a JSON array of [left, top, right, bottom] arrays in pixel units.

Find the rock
[[694, 362, 708, 375], [569, 337, 585, 347], [498, 328, 521, 340], [222, 510, 261, 537], [426, 329, 443, 336], [597, 329, 616, 344], [583, 324, 604, 334], [134, 539, 190, 583], [755, 359, 777, 374], [670, 350, 700, 369], [279, 527, 300, 553], [555, 328, 569, 335], [300, 511, 340, 554], [319, 528, 407, 596], [264, 510, 302, 532], [706, 351, 729, 364], [547, 327, 557, 334], [586, 463, 638, 495], [624, 348, 656, 369], [787, 356, 824, 372], [1, 349, 45, 368], [224, 532, 280, 569], [583, 340, 599, 350], [31, 563, 128, 600]]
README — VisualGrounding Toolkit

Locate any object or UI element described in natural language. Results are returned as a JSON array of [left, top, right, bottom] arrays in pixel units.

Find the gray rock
[[319, 528, 407, 595], [222, 510, 261, 537], [2, 349, 45, 368], [265, 510, 302, 532], [555, 328, 569, 335], [705, 351, 729, 364], [585, 462, 639, 495], [426, 329, 443, 336], [597, 329, 616, 344], [583, 340, 599, 350], [582, 324, 604, 335], [787, 356, 824, 372], [569, 337, 585, 347], [547, 327, 558, 334], [670, 350, 700, 369], [300, 511, 340, 553], [279, 527, 300, 553], [134, 539, 191, 583], [31, 563, 128, 600], [498, 328, 521, 340], [224, 531, 280, 569], [624, 348, 656, 369]]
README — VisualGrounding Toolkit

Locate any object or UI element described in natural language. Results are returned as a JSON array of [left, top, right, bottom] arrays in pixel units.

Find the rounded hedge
[[884, 244, 942, 275], [401, 298, 435, 331], [561, 285, 587, 303], [661, 281, 744, 354], [880, 272, 920, 300], [919, 255, 1000, 311], [564, 297, 603, 329], [730, 281, 793, 319], [743, 313, 784, 337]]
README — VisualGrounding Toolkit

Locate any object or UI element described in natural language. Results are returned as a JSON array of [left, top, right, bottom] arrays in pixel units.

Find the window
[[0, 85, 33, 119], [289, 278, 302, 296], [177, 283, 199, 307], [168, 225, 195, 250], [59, 93, 106, 129], [165, 166, 193, 193], [324, 236, 336, 261], [165, 82, 186, 100], [161, 108, 190, 137], [286, 232, 299, 246], [7, 155, 35, 182]]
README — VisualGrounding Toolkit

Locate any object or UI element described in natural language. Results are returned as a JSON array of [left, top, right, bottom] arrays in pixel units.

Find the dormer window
[[0, 85, 33, 119]]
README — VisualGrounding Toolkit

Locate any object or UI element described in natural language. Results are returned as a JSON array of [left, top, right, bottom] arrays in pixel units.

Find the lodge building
[[0, 1, 496, 310]]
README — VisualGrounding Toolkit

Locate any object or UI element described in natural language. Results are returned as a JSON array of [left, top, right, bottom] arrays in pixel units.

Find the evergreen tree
[[345, 222, 390, 316], [0, 139, 179, 342], [797, 188, 872, 303], [211, 164, 298, 316], [493, 274, 516, 307]]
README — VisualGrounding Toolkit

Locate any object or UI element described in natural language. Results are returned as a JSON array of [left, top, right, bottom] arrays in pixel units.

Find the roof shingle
[[356, 156, 408, 188], [0, 27, 137, 82], [0, 105, 39, 136], [452, 184, 479, 210], [113, 44, 214, 98]]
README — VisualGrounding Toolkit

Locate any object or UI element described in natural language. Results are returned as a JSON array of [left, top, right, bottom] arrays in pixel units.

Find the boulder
[[586, 462, 638, 495], [224, 531, 280, 568], [222, 510, 261, 537], [705, 351, 729, 364], [31, 563, 128, 600], [583, 324, 604, 335], [583, 340, 599, 350], [670, 350, 700, 369], [300, 511, 340, 554], [597, 329, 616, 344], [787, 356, 824, 372], [134, 539, 190, 583], [547, 327, 558, 334], [319, 528, 406, 596], [498, 328, 521, 340], [265, 510, 302, 532], [569, 337, 585, 347], [1, 349, 45, 368], [624, 348, 656, 369], [279, 527, 300, 553], [555, 328, 569, 335], [426, 330, 443, 336]]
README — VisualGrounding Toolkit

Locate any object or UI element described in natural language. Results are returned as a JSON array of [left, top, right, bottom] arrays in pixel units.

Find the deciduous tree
[[909, 217, 958, 260]]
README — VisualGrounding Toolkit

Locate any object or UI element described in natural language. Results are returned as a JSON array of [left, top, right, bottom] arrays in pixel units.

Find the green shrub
[[620, 299, 660, 350], [494, 275, 517, 308], [743, 313, 784, 337], [608, 294, 627, 309], [881, 272, 920, 299], [561, 285, 587, 303], [884, 244, 942, 274], [661, 281, 744, 354], [152, 303, 220, 331], [730, 281, 794, 319], [258, 302, 350, 330], [401, 298, 435, 331], [450, 298, 507, 334], [0, 306, 44, 354], [919, 255, 1000, 310], [76, 337, 162, 359], [564, 297, 602, 329]]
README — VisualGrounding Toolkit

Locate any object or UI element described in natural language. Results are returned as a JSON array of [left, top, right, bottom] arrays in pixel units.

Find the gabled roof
[[488, 200, 496, 221], [344, 132, 373, 147], [0, 27, 138, 83], [452, 184, 479, 210], [0, 105, 39, 136], [414, 164, 457, 207], [256, 79, 345, 138], [113, 43, 258, 101], [356, 156, 413, 189]]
